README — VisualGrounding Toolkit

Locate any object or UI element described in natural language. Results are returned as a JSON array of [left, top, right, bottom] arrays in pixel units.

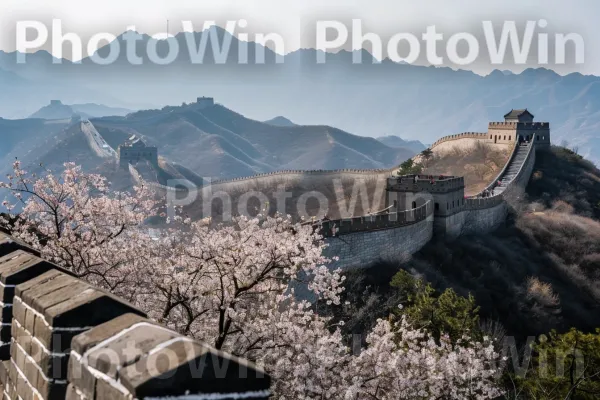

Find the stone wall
[[323, 214, 434, 270], [502, 141, 537, 205], [460, 202, 508, 235], [430, 132, 489, 148], [0, 232, 271, 400]]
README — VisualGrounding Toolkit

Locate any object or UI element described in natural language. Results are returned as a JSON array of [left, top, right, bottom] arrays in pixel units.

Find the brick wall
[[323, 214, 434, 270]]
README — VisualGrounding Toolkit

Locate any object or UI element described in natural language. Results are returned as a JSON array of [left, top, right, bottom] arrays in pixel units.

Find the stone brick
[[68, 313, 150, 399], [94, 376, 129, 400], [0, 251, 59, 360], [70, 313, 149, 356], [0, 251, 54, 305], [12, 318, 32, 357], [21, 274, 77, 309], [65, 383, 83, 400], [14, 270, 64, 299], [67, 354, 97, 400], [0, 360, 8, 386], [15, 271, 144, 353], [11, 297, 26, 330], [71, 320, 270, 399]]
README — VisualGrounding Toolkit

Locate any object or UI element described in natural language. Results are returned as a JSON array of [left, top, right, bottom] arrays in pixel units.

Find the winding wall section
[[322, 137, 539, 269]]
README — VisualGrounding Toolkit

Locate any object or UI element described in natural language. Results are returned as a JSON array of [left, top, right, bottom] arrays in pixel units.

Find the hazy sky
[[0, 0, 598, 75]]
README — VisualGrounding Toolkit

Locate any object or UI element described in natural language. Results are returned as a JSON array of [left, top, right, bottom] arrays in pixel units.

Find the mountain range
[[0, 26, 599, 163], [91, 102, 414, 178], [0, 101, 415, 182], [376, 136, 427, 154]]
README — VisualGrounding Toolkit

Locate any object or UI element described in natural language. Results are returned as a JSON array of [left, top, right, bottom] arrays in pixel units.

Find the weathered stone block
[[0, 250, 58, 354], [69, 313, 150, 399], [15, 271, 144, 353], [70, 317, 270, 399], [0, 360, 8, 387], [70, 313, 148, 356], [95, 376, 129, 400], [12, 319, 32, 357], [65, 383, 84, 400]]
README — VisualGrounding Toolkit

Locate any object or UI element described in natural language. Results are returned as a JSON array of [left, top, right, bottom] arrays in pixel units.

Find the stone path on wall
[[488, 143, 531, 196]]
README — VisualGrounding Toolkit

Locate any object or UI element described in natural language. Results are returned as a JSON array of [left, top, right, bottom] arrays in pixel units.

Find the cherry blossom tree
[[1, 161, 502, 399], [0, 161, 155, 299]]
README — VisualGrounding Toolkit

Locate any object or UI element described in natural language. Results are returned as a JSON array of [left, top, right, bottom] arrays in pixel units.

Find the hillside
[[421, 141, 512, 195], [0, 119, 204, 196], [29, 100, 87, 120], [336, 146, 600, 341], [0, 117, 70, 170], [91, 102, 414, 179]]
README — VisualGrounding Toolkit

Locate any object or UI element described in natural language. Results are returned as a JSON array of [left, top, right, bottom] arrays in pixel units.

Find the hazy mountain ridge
[[91, 102, 415, 178], [376, 136, 427, 153], [1, 27, 600, 162]]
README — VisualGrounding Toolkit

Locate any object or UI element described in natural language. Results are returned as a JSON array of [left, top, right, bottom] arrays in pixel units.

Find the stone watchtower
[[118, 136, 158, 169], [196, 96, 215, 109], [487, 109, 551, 147], [386, 175, 466, 217]]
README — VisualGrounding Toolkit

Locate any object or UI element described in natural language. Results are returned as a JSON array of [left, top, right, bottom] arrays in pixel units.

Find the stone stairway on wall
[[0, 233, 271, 400], [490, 143, 531, 196]]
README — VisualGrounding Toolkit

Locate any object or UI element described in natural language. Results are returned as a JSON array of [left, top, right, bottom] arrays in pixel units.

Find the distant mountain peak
[[29, 102, 133, 120], [29, 100, 79, 120], [264, 116, 296, 127]]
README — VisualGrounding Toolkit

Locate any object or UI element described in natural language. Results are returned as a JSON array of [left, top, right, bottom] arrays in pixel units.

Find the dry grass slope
[[421, 141, 511, 195]]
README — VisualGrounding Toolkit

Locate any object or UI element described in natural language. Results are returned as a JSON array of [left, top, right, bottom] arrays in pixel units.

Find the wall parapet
[[209, 167, 394, 187], [319, 201, 433, 238], [387, 175, 465, 193], [430, 132, 488, 148], [465, 195, 504, 210]]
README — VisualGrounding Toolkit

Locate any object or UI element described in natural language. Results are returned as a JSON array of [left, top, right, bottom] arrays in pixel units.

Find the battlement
[[489, 121, 518, 128], [431, 132, 488, 148], [387, 175, 465, 193], [197, 96, 215, 109], [319, 201, 432, 237], [118, 136, 158, 169], [488, 121, 549, 129]]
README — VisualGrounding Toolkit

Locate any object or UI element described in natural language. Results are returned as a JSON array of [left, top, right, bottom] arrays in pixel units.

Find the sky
[[0, 0, 598, 75]]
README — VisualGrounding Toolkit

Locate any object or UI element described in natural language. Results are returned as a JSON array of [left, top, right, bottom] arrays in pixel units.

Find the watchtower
[[487, 109, 550, 147], [118, 136, 158, 169], [196, 96, 215, 109], [386, 175, 466, 217]]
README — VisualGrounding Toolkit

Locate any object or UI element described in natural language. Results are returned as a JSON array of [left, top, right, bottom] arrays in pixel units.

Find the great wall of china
[[117, 109, 550, 272], [321, 110, 548, 269]]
